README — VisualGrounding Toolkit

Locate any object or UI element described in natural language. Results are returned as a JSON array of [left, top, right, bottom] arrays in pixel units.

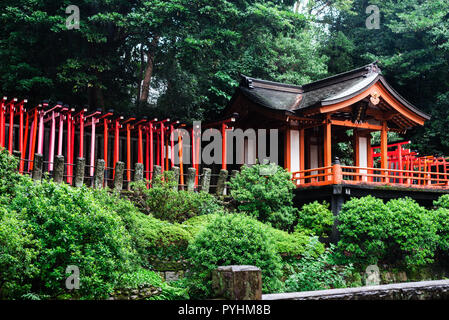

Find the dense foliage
[[186, 214, 284, 298], [284, 247, 359, 292], [229, 163, 299, 231], [336, 196, 440, 268], [131, 172, 221, 223], [0, 0, 327, 121], [335, 196, 390, 265], [295, 201, 334, 238]]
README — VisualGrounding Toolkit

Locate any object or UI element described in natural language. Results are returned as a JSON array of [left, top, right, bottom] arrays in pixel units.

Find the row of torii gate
[[371, 141, 449, 184], [2, 96, 448, 188], [0, 97, 234, 187]]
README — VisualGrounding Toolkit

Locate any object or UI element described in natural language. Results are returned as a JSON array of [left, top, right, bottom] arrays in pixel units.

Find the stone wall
[[262, 280, 449, 300]]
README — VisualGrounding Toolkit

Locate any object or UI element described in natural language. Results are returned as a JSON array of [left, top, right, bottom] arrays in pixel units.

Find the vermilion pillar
[[78, 110, 85, 158], [21, 109, 29, 173], [17, 100, 26, 166], [160, 122, 165, 173], [29, 107, 39, 171], [66, 110, 72, 183], [8, 98, 17, 154], [113, 117, 123, 178], [0, 97, 6, 148], [48, 108, 56, 171]]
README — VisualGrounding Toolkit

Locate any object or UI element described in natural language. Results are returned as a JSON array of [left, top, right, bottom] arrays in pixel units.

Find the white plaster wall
[[290, 130, 300, 173]]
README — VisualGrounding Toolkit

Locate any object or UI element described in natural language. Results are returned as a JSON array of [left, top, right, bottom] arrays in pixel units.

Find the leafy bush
[[0, 207, 38, 299], [336, 196, 391, 265], [228, 163, 299, 231], [386, 198, 437, 267], [186, 214, 284, 298], [93, 189, 191, 262], [284, 247, 358, 292], [131, 172, 222, 223], [117, 268, 188, 300], [4, 179, 139, 299], [268, 228, 324, 258], [432, 195, 449, 257], [337, 196, 437, 268], [181, 214, 222, 239], [296, 201, 334, 237], [0, 148, 23, 196], [434, 194, 449, 209], [181, 213, 324, 259]]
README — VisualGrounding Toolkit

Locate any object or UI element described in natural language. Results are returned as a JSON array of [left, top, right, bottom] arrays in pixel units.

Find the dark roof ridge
[[240, 74, 303, 93], [302, 61, 381, 92]]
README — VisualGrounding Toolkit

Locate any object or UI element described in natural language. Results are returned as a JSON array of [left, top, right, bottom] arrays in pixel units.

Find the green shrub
[[386, 198, 437, 267], [284, 247, 357, 292], [295, 201, 334, 237], [228, 163, 299, 231], [0, 206, 38, 299], [432, 195, 449, 257], [181, 214, 222, 239], [182, 213, 324, 259], [93, 189, 192, 262], [336, 196, 391, 265], [434, 194, 449, 209], [268, 228, 324, 258], [0, 148, 23, 197], [337, 196, 437, 268], [186, 214, 284, 298], [130, 172, 222, 223], [5, 179, 138, 299], [117, 268, 188, 300]]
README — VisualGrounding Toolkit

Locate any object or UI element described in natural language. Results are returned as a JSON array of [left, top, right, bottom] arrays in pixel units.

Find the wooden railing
[[292, 164, 449, 189]]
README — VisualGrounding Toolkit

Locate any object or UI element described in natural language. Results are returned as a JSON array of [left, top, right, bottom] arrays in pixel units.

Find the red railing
[[292, 164, 449, 189]]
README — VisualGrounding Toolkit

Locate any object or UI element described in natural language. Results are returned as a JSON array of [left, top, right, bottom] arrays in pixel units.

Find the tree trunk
[[139, 36, 159, 104]]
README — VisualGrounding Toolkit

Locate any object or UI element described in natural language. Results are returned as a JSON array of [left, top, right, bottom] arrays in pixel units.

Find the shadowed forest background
[[0, 0, 448, 155]]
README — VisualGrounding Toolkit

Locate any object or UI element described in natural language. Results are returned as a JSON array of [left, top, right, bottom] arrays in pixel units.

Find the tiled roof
[[236, 62, 430, 120]]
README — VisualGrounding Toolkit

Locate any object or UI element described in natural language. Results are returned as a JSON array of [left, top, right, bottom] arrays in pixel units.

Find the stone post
[[171, 166, 180, 190], [134, 163, 144, 182], [113, 161, 125, 191], [186, 167, 196, 192], [201, 168, 212, 193], [152, 165, 162, 185], [32, 153, 43, 181], [93, 159, 105, 189], [53, 155, 65, 183], [212, 265, 262, 300], [216, 169, 228, 196], [74, 157, 85, 187]]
